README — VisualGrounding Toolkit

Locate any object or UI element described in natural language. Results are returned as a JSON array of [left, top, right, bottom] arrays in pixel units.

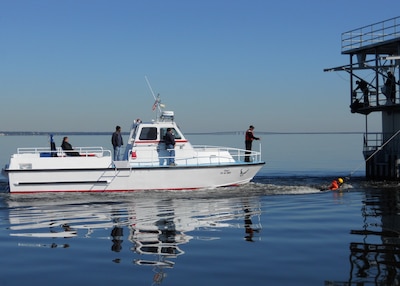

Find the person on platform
[[384, 71, 396, 103], [354, 79, 369, 106]]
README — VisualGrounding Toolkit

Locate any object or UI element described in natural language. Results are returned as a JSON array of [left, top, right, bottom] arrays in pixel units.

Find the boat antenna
[[145, 76, 162, 116], [145, 76, 157, 101]]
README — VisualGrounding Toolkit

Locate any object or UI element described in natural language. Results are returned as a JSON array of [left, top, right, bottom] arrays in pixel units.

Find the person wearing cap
[[329, 178, 344, 191], [111, 125, 124, 161], [244, 125, 260, 162], [384, 71, 396, 103]]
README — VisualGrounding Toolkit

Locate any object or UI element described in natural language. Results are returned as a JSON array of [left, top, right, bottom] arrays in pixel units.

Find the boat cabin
[[124, 111, 196, 166]]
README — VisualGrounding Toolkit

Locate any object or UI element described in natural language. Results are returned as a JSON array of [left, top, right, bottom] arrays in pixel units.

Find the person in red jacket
[[245, 125, 260, 162], [329, 177, 344, 190]]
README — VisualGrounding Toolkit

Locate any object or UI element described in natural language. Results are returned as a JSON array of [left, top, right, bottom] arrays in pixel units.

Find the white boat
[[2, 109, 265, 193]]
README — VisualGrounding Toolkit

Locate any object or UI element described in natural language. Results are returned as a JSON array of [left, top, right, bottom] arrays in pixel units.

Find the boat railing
[[192, 145, 263, 163], [128, 144, 263, 167], [16, 147, 112, 157]]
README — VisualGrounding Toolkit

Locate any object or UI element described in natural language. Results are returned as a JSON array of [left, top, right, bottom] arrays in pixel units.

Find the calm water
[[1, 134, 399, 285]]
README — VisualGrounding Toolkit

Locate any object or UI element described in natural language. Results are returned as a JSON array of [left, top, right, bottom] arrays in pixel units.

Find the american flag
[[152, 95, 160, 111]]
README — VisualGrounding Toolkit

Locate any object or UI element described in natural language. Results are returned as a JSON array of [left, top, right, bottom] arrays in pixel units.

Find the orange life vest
[[329, 180, 339, 190]]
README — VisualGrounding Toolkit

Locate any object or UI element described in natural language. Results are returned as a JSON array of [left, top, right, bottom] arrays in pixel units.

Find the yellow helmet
[[338, 178, 344, 184]]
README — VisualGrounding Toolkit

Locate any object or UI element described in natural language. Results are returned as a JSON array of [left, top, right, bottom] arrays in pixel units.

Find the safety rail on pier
[[342, 16, 400, 52], [363, 132, 400, 155]]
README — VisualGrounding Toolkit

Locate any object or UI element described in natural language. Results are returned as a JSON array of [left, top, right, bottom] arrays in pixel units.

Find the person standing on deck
[[245, 125, 260, 162], [111, 125, 123, 161], [165, 128, 176, 166]]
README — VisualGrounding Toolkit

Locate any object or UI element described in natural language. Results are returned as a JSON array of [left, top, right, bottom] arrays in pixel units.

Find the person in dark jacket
[[354, 79, 369, 106], [61, 137, 80, 156], [111, 125, 123, 161], [164, 128, 176, 166], [245, 125, 260, 162], [385, 71, 396, 103]]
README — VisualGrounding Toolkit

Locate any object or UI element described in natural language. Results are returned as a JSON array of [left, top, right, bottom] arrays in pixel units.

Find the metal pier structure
[[325, 16, 400, 180]]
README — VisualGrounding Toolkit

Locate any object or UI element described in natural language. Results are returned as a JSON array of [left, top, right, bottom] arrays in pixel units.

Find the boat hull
[[6, 163, 265, 193]]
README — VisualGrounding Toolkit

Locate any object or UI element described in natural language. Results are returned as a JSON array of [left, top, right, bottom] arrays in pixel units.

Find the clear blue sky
[[1, 1, 399, 133]]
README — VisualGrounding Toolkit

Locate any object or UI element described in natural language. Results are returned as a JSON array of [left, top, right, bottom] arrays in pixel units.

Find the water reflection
[[243, 203, 261, 242], [4, 191, 262, 285], [326, 188, 400, 285]]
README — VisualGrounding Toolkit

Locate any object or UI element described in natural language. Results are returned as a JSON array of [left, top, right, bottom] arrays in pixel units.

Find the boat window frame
[[139, 127, 158, 140], [160, 127, 182, 141]]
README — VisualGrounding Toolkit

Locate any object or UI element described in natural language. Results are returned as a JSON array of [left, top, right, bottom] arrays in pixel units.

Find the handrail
[[15, 145, 263, 166], [17, 146, 112, 157], [342, 16, 400, 52], [346, 131, 400, 177], [193, 144, 263, 163], [363, 131, 400, 162], [128, 145, 263, 167]]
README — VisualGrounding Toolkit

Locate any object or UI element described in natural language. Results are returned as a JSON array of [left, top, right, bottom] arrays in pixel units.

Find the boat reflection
[[5, 191, 262, 285]]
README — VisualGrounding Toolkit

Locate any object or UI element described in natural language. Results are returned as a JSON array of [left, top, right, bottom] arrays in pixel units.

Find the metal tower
[[325, 17, 400, 179]]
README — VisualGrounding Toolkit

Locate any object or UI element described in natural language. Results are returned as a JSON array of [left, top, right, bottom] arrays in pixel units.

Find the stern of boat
[[0, 165, 10, 192], [1, 164, 8, 180]]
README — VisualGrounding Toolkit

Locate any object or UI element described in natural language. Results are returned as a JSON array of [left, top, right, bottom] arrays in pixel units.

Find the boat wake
[[236, 182, 324, 195], [242, 176, 356, 195]]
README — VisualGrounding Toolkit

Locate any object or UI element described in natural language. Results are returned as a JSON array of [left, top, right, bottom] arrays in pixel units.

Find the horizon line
[[0, 131, 368, 136]]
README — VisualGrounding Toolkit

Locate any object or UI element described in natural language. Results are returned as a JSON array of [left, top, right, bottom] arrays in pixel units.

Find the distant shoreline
[[0, 131, 365, 136]]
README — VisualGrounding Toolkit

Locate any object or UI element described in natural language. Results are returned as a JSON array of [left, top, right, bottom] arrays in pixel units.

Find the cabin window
[[160, 128, 182, 141], [139, 127, 158, 140]]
